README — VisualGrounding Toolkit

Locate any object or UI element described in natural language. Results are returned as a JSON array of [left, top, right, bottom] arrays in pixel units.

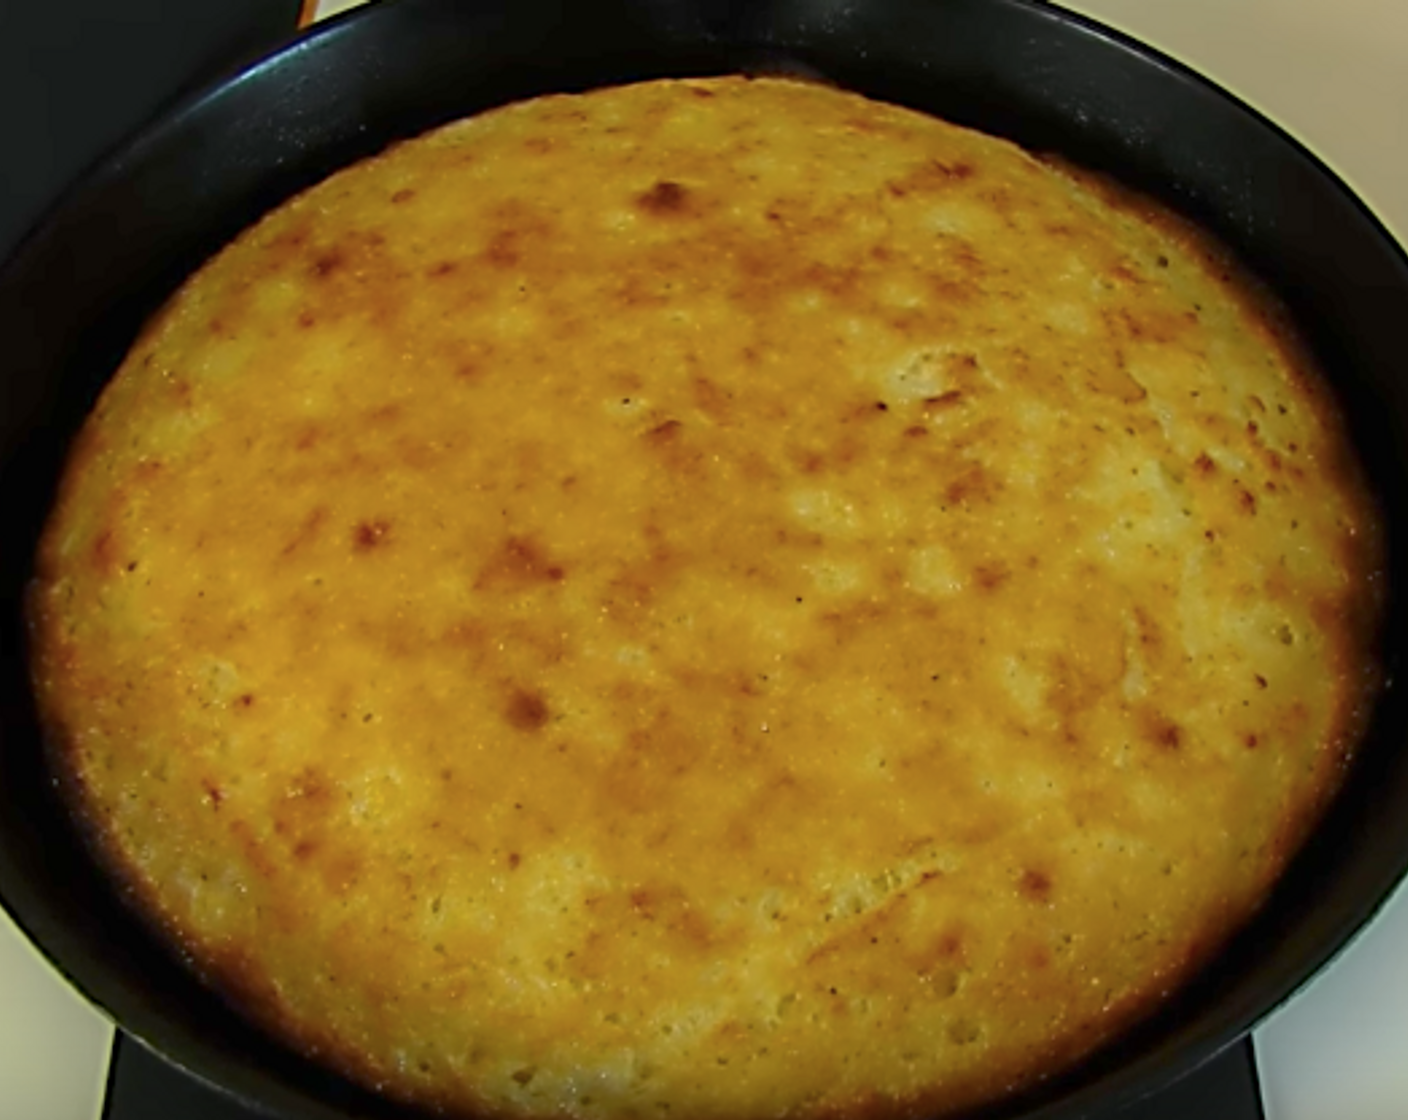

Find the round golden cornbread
[[29, 76, 1382, 1119]]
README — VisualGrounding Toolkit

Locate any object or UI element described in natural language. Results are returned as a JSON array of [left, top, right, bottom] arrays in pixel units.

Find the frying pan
[[2, 1, 1407, 1117]]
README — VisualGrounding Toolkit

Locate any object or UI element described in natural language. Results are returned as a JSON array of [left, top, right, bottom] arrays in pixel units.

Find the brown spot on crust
[[311, 250, 345, 278], [1244, 733, 1260, 749], [235, 693, 255, 709], [646, 419, 683, 441], [485, 231, 521, 269], [1238, 487, 1258, 515], [945, 465, 995, 507], [505, 687, 550, 732], [974, 564, 1009, 592], [429, 261, 459, 278], [202, 779, 224, 809], [90, 528, 116, 573], [477, 535, 568, 589], [282, 505, 327, 556], [1020, 869, 1053, 902], [691, 376, 733, 423], [1194, 452, 1216, 475], [352, 519, 391, 552], [924, 390, 964, 410], [1145, 712, 1183, 751], [637, 180, 689, 214], [507, 851, 522, 870], [390, 188, 416, 204]]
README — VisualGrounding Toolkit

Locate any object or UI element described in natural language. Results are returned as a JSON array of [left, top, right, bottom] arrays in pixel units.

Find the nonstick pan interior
[[2, 1, 1406, 1118]]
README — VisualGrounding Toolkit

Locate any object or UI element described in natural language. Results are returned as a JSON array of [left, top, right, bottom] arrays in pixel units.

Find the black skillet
[[2, 1, 1407, 1118]]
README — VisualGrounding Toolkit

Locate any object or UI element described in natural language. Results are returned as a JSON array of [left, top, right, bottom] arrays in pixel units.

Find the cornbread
[[29, 76, 1382, 1119]]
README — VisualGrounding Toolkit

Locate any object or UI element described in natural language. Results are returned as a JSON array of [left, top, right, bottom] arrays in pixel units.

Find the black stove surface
[[104, 1031, 1265, 1120]]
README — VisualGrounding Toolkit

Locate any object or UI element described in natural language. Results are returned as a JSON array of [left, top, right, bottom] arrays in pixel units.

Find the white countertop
[[3, 2, 1405, 1117]]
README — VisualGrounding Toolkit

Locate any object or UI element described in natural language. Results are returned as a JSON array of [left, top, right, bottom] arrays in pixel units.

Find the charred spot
[[636, 180, 689, 215], [202, 780, 224, 809], [1238, 487, 1258, 515], [1156, 254, 1170, 268], [1244, 733, 1260, 750], [874, 401, 889, 412], [505, 687, 550, 732], [1020, 869, 1053, 902], [235, 693, 255, 709], [352, 519, 391, 552], [1255, 674, 1268, 689], [390, 188, 416, 204], [1194, 451, 1216, 475]]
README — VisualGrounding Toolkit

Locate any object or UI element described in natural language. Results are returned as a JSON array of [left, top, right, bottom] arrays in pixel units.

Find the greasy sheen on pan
[[29, 76, 1382, 1120]]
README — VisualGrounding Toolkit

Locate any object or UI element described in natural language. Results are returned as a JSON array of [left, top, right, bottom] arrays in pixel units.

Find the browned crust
[[27, 74, 1386, 1120]]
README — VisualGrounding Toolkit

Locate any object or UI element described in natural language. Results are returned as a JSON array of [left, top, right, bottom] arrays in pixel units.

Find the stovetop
[[2, 2, 1406, 1119]]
